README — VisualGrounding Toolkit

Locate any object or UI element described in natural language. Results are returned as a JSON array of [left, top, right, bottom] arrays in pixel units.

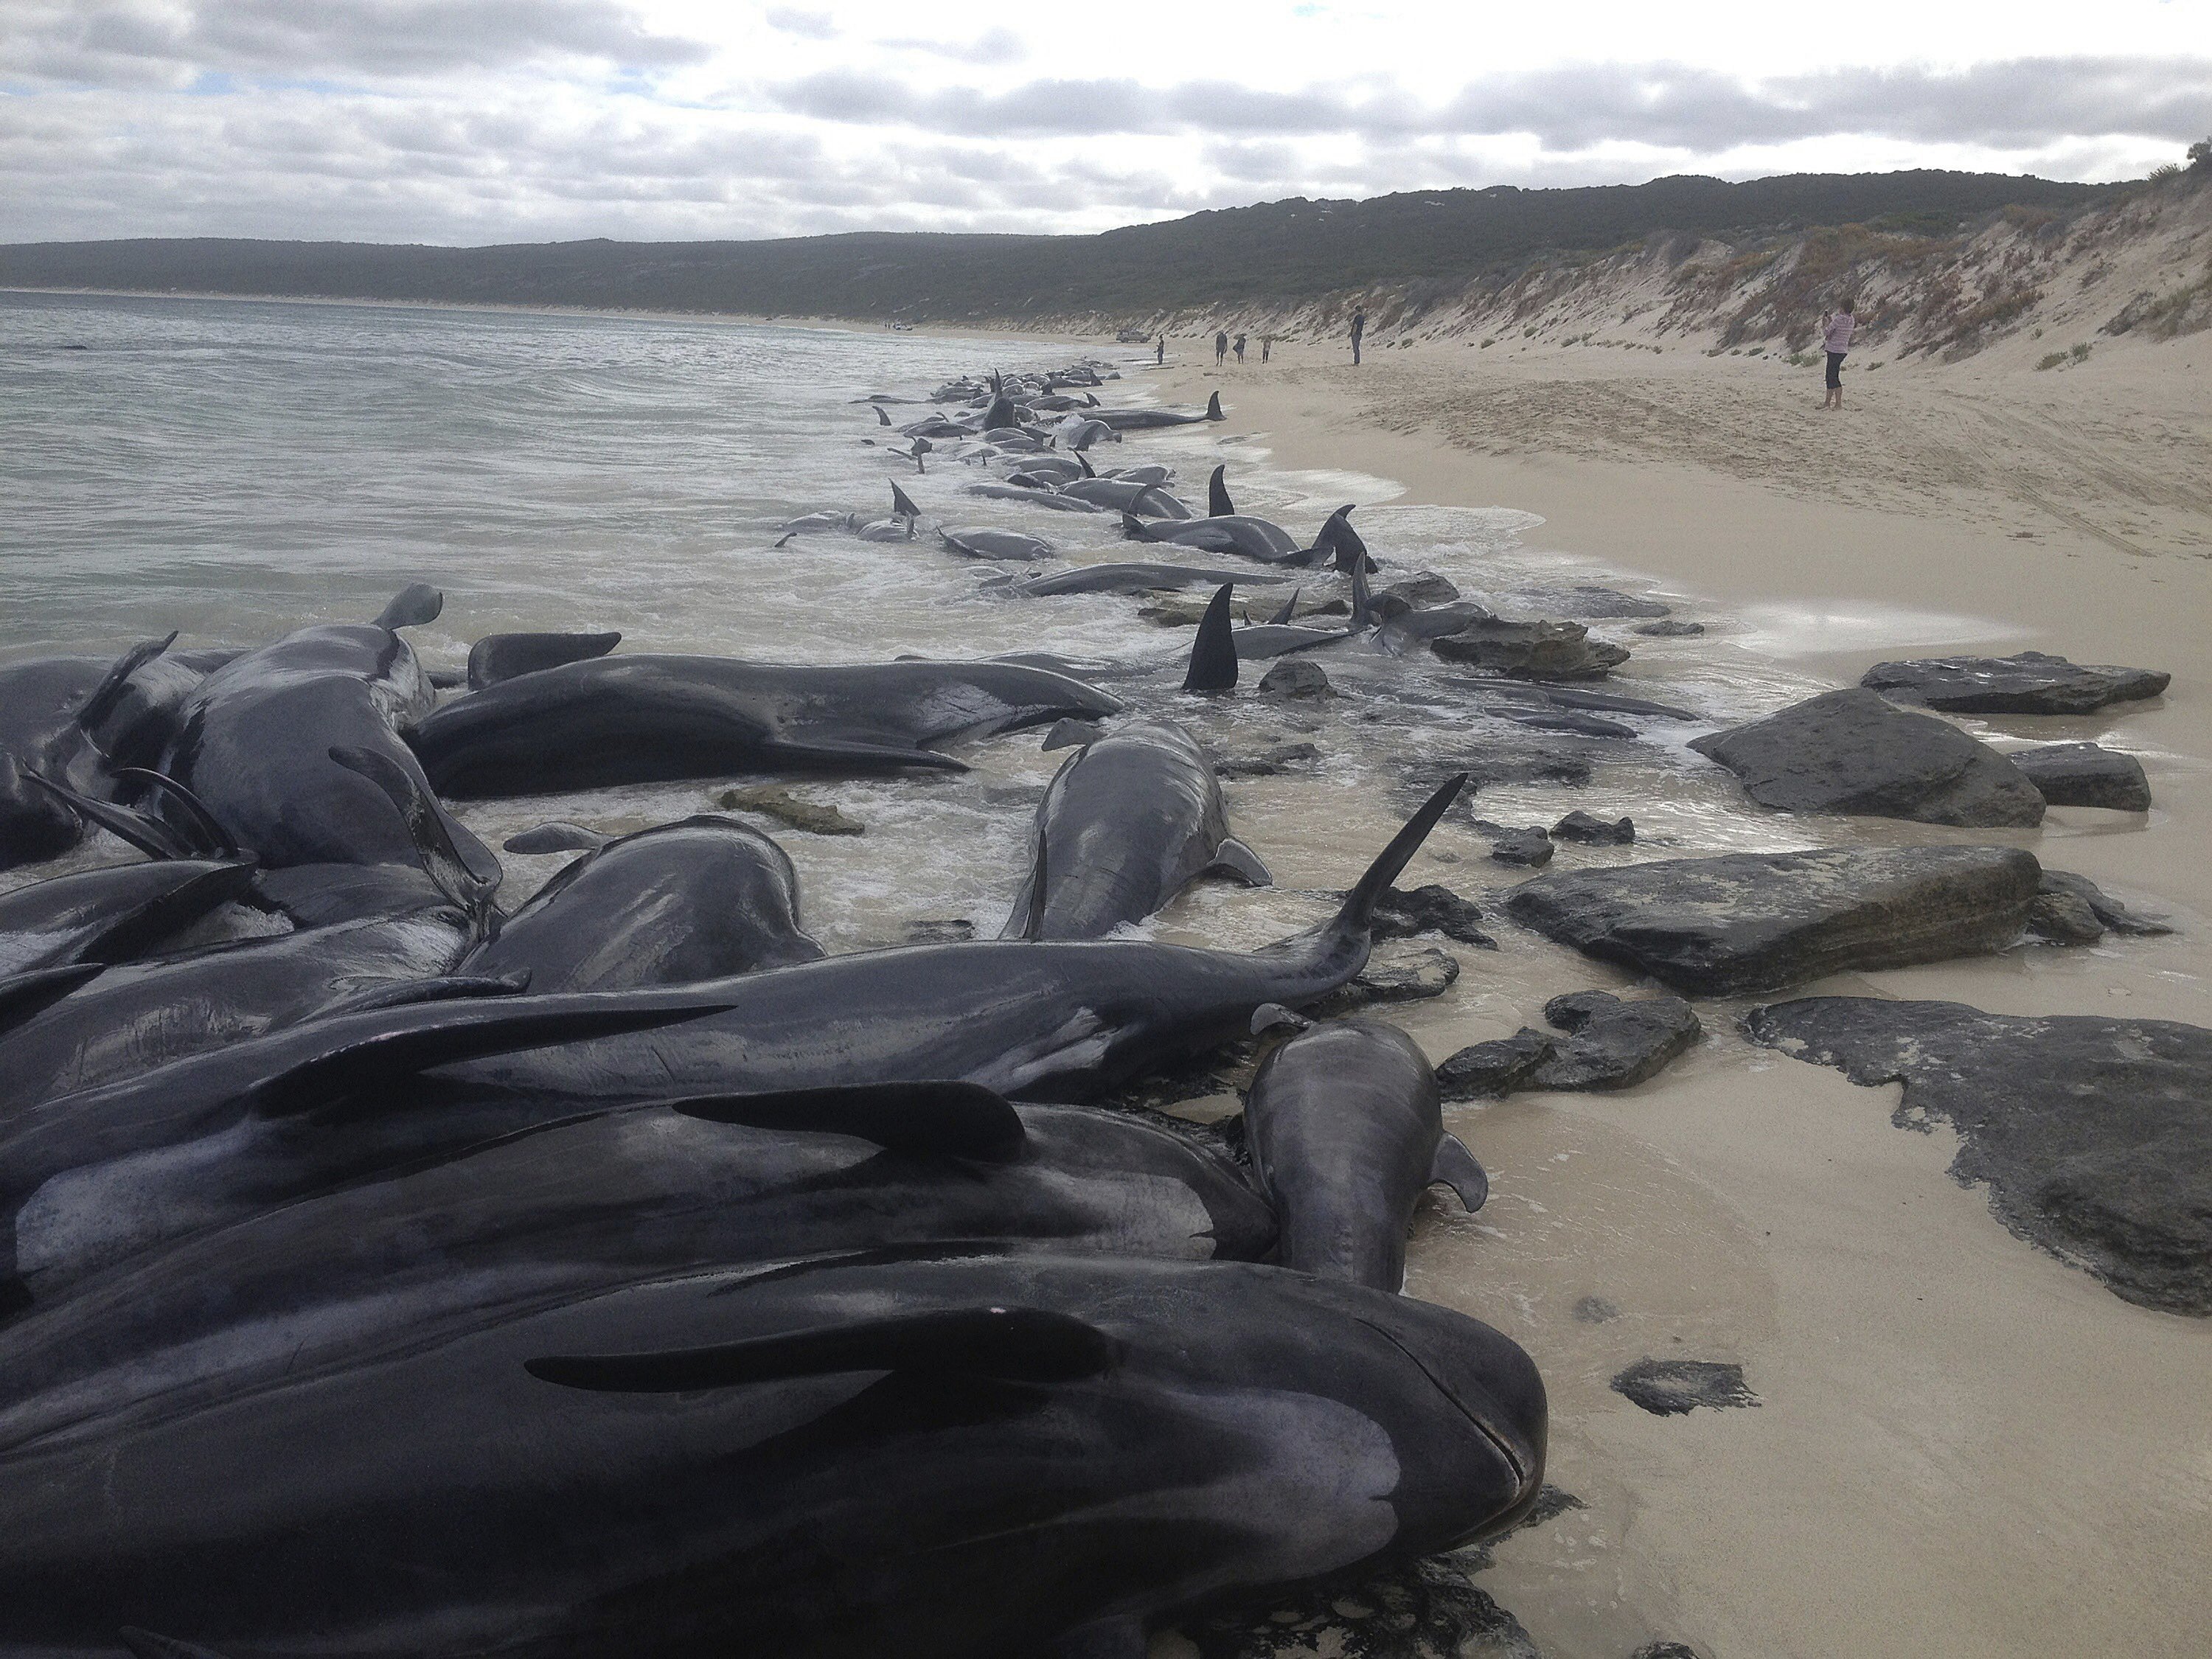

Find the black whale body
[[0, 1252, 1543, 1659], [0, 1093, 1275, 1454], [407, 653, 1125, 796]]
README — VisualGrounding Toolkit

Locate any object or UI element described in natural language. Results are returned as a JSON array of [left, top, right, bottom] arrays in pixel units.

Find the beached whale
[[1125, 509, 1304, 563], [939, 526, 1054, 562], [990, 562, 1290, 598], [0, 778, 1461, 1304], [469, 815, 823, 990], [1092, 389, 1227, 429], [1002, 720, 1270, 939], [152, 586, 504, 903], [0, 858, 254, 981], [1245, 1014, 1489, 1290], [406, 653, 1122, 796], [1055, 477, 1193, 517], [0, 1091, 1273, 1453], [0, 1251, 1543, 1659]]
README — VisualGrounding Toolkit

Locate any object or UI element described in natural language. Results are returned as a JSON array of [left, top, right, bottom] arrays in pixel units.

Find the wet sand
[[1142, 340, 2211, 1657]]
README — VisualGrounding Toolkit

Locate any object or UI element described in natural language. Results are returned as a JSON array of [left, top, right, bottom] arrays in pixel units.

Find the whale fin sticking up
[[1320, 505, 1375, 574], [1307, 773, 1467, 951], [1268, 587, 1302, 625], [1183, 586, 1240, 694], [243, 996, 734, 1120], [465, 631, 622, 692], [315, 973, 532, 1018], [372, 583, 445, 631], [1349, 558, 1377, 632], [1077, 451, 1095, 479], [116, 768, 243, 858], [1039, 717, 1099, 752], [19, 771, 206, 861], [525, 1305, 1121, 1394], [504, 821, 613, 855], [1204, 391, 1224, 420], [119, 1631, 239, 1659], [890, 481, 921, 519], [1250, 1002, 1312, 1037], [1119, 511, 1166, 544], [1207, 465, 1234, 518], [672, 1080, 1027, 1161], [875, 404, 891, 426], [74, 632, 176, 732], [1084, 392, 1100, 407], [0, 962, 107, 1039], [1429, 1133, 1489, 1212], [982, 394, 1017, 431], [327, 745, 499, 928], [1208, 837, 1273, 886]]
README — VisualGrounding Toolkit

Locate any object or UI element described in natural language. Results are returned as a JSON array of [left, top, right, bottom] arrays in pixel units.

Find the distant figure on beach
[[1261, 335, 1271, 364], [1156, 333, 1165, 365], [1233, 333, 1246, 364], [1215, 330, 1228, 366], [1351, 310, 1367, 366], [1820, 299, 1860, 410]]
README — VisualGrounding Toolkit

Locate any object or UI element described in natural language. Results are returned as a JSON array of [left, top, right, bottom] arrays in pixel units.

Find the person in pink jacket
[[1819, 299, 1861, 409]]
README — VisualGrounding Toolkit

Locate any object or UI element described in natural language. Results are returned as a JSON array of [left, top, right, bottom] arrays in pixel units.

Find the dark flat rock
[[1505, 846, 2043, 996], [1374, 883, 1497, 949], [1688, 688, 2044, 828], [2010, 742, 2152, 811], [902, 919, 975, 945], [1181, 1554, 1540, 1659], [1214, 741, 1321, 779], [1375, 571, 1462, 611], [1431, 615, 1630, 680], [1257, 658, 1335, 700], [2026, 887, 2104, 944], [1474, 820, 1555, 866], [1532, 992, 1702, 1090], [1862, 651, 2169, 714], [2039, 869, 2173, 936], [1612, 1358, 1759, 1416], [1318, 942, 1461, 1012], [1405, 748, 1596, 789], [1439, 1029, 1557, 1099], [1552, 810, 1635, 844], [1744, 997, 2212, 1315], [1634, 619, 1707, 637]]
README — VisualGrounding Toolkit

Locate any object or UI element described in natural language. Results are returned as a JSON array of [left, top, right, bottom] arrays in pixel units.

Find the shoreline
[[1138, 339, 2211, 1658]]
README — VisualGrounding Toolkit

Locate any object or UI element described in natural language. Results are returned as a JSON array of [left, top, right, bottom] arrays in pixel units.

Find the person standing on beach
[[1351, 310, 1367, 366], [1261, 335, 1271, 364], [1233, 333, 1247, 364], [1156, 333, 1165, 365], [1215, 330, 1228, 366], [1819, 299, 1860, 409]]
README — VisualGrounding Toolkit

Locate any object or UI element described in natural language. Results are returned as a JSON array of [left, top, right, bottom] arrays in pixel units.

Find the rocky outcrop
[[1861, 651, 2169, 714], [1743, 997, 2212, 1315], [1472, 820, 1554, 866], [1430, 613, 1630, 679], [1634, 619, 1706, 637], [1611, 1360, 1759, 1416], [1439, 992, 1700, 1098], [1317, 942, 1461, 1012], [1687, 689, 2045, 827], [1439, 1029, 1557, 1099], [1214, 741, 1320, 779], [2038, 870, 2173, 936], [1256, 659, 1335, 700], [1373, 884, 1497, 948], [2010, 742, 2152, 811], [1551, 810, 1635, 844], [1512, 584, 1670, 619], [1504, 846, 2043, 995]]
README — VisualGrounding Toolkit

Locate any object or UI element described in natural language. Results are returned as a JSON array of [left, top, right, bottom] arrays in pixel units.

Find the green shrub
[[2070, 341, 2091, 362], [2036, 351, 2067, 370], [2189, 137, 2211, 171]]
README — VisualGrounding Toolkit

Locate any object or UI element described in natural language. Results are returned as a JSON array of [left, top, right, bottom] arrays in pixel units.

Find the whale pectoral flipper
[[74, 632, 176, 730], [119, 1630, 240, 1659], [1429, 1134, 1489, 1213], [115, 767, 242, 858], [326, 744, 501, 916], [1208, 837, 1272, 887], [524, 1306, 1121, 1394], [19, 771, 201, 861], [768, 737, 972, 773], [372, 582, 445, 631], [670, 1081, 1027, 1161]]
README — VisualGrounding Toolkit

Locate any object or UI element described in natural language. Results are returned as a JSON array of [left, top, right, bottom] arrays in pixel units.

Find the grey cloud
[[878, 29, 1027, 66], [1, 0, 709, 86], [766, 57, 2212, 148], [764, 8, 838, 40]]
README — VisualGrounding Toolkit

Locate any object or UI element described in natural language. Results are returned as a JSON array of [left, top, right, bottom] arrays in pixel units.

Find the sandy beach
[[1138, 333, 2212, 1657]]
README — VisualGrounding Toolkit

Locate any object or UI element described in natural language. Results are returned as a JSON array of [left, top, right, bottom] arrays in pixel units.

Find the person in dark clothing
[[1351, 310, 1366, 366], [1155, 334, 1165, 365], [1260, 335, 1271, 364], [1233, 333, 1246, 364], [1214, 330, 1228, 366]]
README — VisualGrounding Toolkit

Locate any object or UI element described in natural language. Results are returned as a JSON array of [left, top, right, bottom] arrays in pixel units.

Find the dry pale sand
[[1137, 335, 2212, 1657]]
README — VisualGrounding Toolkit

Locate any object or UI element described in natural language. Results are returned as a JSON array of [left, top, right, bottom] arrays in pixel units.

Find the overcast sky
[[4, 1, 2208, 244]]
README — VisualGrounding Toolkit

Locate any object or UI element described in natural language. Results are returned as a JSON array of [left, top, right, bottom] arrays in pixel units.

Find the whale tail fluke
[[1183, 586, 1239, 694], [1208, 465, 1233, 518]]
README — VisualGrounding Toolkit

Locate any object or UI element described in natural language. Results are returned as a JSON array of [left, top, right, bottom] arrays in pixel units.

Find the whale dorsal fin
[[1269, 587, 1302, 625], [1208, 836, 1271, 886], [372, 583, 444, 630], [1205, 391, 1223, 420], [890, 481, 920, 519], [1078, 451, 1095, 479], [525, 1305, 1120, 1394], [1350, 558, 1376, 632], [1182, 586, 1239, 694], [1428, 1133, 1489, 1212], [1208, 464, 1233, 518], [74, 633, 175, 731], [672, 1081, 1026, 1161], [875, 404, 891, 425]]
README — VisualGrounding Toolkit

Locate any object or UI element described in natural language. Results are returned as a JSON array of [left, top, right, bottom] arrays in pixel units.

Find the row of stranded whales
[[0, 776, 1464, 1312], [0, 360, 1557, 1658]]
